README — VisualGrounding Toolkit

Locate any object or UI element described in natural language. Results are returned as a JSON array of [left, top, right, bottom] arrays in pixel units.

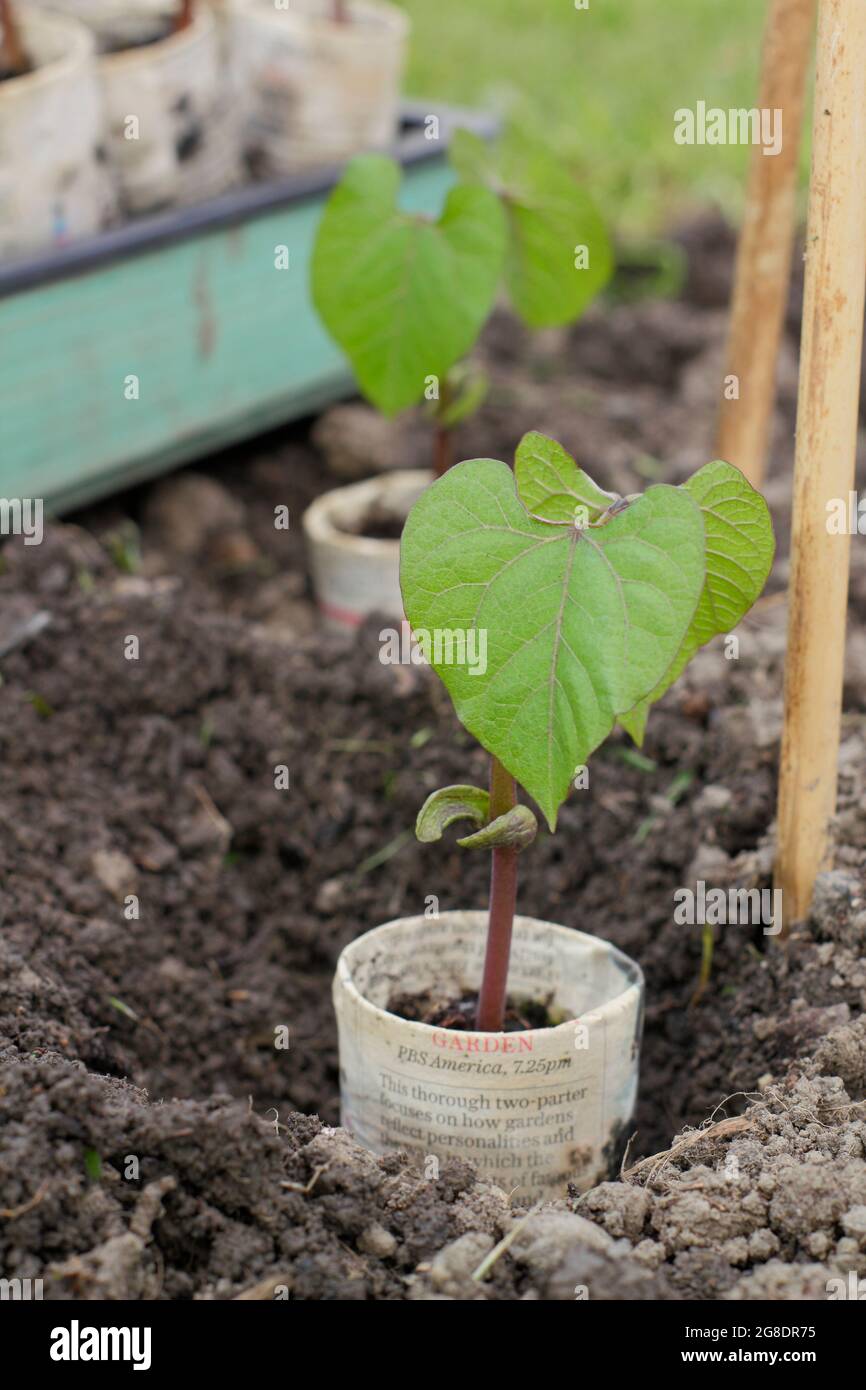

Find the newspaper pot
[[333, 911, 644, 1199], [0, 11, 116, 258], [73, 1, 243, 214], [303, 469, 431, 630], [234, 0, 409, 177]]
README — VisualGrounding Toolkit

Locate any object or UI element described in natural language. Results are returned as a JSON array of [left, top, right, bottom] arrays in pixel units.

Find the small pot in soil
[[302, 469, 431, 629], [232, 0, 409, 178], [0, 10, 117, 258], [333, 912, 644, 1199], [40, 0, 244, 215]]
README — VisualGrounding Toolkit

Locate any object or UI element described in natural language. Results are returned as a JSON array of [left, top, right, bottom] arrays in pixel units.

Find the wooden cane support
[[775, 0, 866, 930], [715, 0, 816, 489]]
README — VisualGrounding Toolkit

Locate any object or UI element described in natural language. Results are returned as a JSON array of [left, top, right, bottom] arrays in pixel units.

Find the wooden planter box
[[0, 104, 494, 514]]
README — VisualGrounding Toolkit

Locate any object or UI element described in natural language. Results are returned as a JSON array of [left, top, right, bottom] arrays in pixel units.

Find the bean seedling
[[400, 432, 774, 1030], [311, 127, 612, 475]]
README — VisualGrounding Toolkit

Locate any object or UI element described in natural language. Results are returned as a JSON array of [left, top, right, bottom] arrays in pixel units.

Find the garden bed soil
[[0, 58, 30, 82], [96, 17, 176, 56], [2, 216, 866, 1300], [387, 990, 555, 1031], [334, 502, 407, 542]]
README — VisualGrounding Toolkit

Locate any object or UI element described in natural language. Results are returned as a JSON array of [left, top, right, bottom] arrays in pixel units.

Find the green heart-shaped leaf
[[620, 460, 775, 744], [401, 459, 706, 829], [450, 126, 613, 329], [311, 154, 507, 417], [515, 431, 619, 523]]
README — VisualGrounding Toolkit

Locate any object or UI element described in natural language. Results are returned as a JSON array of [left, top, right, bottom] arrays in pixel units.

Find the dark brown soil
[[388, 990, 555, 1032], [0, 58, 30, 83], [95, 16, 175, 56], [1, 215, 865, 1299], [335, 504, 406, 542]]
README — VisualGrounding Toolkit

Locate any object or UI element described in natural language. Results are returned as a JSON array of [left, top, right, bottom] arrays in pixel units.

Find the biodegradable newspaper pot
[[41, 0, 243, 214], [99, 3, 242, 213], [333, 911, 644, 1199], [234, 0, 409, 177], [0, 11, 116, 258], [303, 469, 431, 630]]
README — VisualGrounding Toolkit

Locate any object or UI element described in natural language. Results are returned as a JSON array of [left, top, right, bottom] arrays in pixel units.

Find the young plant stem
[[333, 0, 350, 23], [433, 424, 454, 479], [1, 0, 30, 76], [174, 0, 194, 33], [476, 757, 518, 1032], [433, 375, 454, 478]]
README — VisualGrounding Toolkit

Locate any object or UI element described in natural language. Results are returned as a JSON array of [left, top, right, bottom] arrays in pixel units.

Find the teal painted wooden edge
[[0, 148, 459, 515]]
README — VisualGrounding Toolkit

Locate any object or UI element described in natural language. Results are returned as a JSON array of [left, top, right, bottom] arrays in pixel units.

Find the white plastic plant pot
[[233, 0, 409, 177], [303, 469, 431, 630], [40, 0, 244, 215], [0, 12, 116, 259], [333, 911, 644, 1200]]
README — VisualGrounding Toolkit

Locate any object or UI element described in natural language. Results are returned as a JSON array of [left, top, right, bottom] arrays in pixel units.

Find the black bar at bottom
[[2, 1294, 860, 1376]]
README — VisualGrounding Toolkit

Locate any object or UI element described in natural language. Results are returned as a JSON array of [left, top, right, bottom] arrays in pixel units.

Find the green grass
[[394, 0, 805, 236]]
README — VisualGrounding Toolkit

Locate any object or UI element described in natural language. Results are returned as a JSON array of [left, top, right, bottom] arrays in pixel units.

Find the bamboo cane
[[774, 0, 866, 931], [715, 0, 816, 488]]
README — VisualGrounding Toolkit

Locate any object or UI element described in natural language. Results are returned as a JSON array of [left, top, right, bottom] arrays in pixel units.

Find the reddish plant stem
[[432, 374, 454, 477], [174, 0, 194, 32], [1, 0, 30, 76], [333, 0, 350, 22], [476, 757, 518, 1032], [433, 424, 453, 478]]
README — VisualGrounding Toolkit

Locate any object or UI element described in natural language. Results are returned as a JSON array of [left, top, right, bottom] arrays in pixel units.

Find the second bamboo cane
[[775, 0, 866, 929], [715, 0, 816, 489]]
